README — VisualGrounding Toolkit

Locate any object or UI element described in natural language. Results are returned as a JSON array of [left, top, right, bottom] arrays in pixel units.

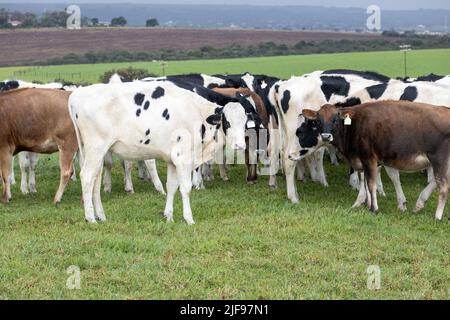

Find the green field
[[0, 48, 449, 83], [0, 49, 449, 299]]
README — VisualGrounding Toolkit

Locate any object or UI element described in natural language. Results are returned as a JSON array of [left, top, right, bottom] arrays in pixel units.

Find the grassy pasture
[[0, 49, 449, 299], [0, 48, 449, 84]]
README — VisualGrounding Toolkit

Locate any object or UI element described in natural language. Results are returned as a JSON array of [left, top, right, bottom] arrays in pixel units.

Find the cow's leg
[[9, 156, 15, 185], [81, 151, 105, 223], [284, 157, 299, 203], [384, 166, 407, 212], [352, 172, 367, 208], [429, 158, 449, 220], [103, 151, 113, 193], [163, 163, 178, 223], [349, 168, 360, 190], [314, 148, 328, 187], [192, 166, 205, 190], [19, 152, 30, 194], [414, 179, 436, 213], [427, 167, 434, 183], [176, 164, 194, 225], [376, 166, 386, 196], [219, 164, 229, 182], [137, 160, 147, 180], [70, 151, 78, 182], [202, 161, 214, 181], [92, 163, 106, 222], [0, 151, 13, 203], [364, 162, 379, 214], [123, 160, 134, 194], [268, 125, 280, 190], [28, 152, 38, 193], [327, 145, 339, 166], [54, 148, 75, 204], [296, 160, 306, 182], [143, 159, 165, 194]]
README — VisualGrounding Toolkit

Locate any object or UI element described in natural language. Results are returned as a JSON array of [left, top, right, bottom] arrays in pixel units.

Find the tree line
[[33, 34, 450, 66], [0, 8, 158, 28]]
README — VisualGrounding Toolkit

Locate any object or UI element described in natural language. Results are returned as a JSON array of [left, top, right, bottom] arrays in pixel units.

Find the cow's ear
[[302, 109, 317, 120], [206, 113, 222, 125]]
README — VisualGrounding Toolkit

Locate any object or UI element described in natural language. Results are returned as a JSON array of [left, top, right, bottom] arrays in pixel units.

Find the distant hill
[[0, 3, 449, 32]]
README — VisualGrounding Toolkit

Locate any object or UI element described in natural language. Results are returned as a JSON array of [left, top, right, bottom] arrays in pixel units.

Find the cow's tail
[[68, 96, 85, 166]]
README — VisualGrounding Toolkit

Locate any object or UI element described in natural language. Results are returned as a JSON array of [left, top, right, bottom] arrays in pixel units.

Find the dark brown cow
[[302, 101, 450, 220], [212, 87, 269, 183], [0, 88, 77, 204]]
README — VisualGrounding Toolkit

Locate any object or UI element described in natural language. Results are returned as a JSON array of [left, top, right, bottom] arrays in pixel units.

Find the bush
[[99, 67, 156, 83]]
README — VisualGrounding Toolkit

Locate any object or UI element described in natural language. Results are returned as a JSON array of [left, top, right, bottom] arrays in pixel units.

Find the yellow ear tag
[[344, 115, 352, 126]]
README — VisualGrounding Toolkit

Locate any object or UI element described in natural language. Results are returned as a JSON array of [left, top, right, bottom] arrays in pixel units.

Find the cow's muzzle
[[321, 133, 333, 142]]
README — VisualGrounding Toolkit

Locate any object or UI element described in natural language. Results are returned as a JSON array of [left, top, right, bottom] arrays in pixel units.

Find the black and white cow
[[70, 80, 249, 224], [269, 70, 389, 203]]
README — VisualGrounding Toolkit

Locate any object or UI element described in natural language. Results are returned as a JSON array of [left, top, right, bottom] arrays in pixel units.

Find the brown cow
[[302, 101, 450, 220], [0, 88, 77, 204], [212, 87, 269, 183]]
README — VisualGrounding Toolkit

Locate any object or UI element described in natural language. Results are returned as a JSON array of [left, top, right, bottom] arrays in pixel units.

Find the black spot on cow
[[300, 150, 309, 156], [152, 86, 165, 99], [366, 83, 388, 99], [145, 129, 150, 136], [143, 101, 150, 110], [134, 93, 145, 106], [201, 124, 206, 142], [136, 109, 141, 117], [162, 108, 170, 120], [416, 73, 445, 82], [335, 97, 362, 108], [75, 113, 78, 119], [296, 121, 319, 149], [281, 90, 291, 113], [322, 70, 390, 83], [177, 136, 181, 142], [274, 84, 280, 93], [139, 140, 143, 143], [144, 139, 150, 145], [320, 76, 350, 101], [400, 86, 418, 101]]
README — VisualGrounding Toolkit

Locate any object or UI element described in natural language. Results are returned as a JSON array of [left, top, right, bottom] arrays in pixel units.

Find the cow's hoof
[[269, 184, 278, 190], [413, 203, 424, 213], [184, 218, 195, 225], [85, 218, 97, 224], [247, 180, 257, 185], [221, 177, 229, 182], [95, 215, 106, 222], [378, 190, 386, 197], [125, 189, 135, 195], [103, 188, 112, 193], [398, 204, 407, 212], [21, 188, 29, 195]]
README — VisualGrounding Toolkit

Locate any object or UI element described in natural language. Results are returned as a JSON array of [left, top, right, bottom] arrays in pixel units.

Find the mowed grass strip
[[0, 48, 449, 84], [0, 154, 448, 299]]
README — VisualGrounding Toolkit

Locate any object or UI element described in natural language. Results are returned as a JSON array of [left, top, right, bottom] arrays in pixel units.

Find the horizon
[[1, 0, 450, 11]]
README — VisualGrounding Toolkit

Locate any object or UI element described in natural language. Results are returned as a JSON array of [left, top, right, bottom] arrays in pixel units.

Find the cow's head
[[206, 103, 247, 150], [301, 104, 348, 143]]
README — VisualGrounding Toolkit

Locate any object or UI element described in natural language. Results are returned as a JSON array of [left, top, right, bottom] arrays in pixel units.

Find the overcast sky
[[2, 0, 450, 11]]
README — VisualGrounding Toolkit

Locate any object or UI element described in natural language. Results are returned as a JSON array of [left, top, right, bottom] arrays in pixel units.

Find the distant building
[[8, 20, 23, 27]]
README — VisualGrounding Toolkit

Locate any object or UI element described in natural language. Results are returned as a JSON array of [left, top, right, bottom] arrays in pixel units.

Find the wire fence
[[9, 67, 102, 84]]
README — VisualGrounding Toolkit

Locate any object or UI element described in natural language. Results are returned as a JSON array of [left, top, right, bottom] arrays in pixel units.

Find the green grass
[[0, 155, 448, 299], [1, 48, 449, 83]]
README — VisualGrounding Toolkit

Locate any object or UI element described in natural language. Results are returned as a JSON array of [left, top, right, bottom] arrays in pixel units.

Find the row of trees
[[0, 9, 159, 28], [37, 34, 450, 66]]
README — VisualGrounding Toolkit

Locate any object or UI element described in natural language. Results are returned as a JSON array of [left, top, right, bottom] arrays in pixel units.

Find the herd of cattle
[[0, 70, 449, 224]]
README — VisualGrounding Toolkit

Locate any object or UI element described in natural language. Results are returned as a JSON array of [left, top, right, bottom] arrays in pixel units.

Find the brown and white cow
[[302, 101, 450, 220], [0, 88, 77, 203], [212, 87, 269, 183]]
